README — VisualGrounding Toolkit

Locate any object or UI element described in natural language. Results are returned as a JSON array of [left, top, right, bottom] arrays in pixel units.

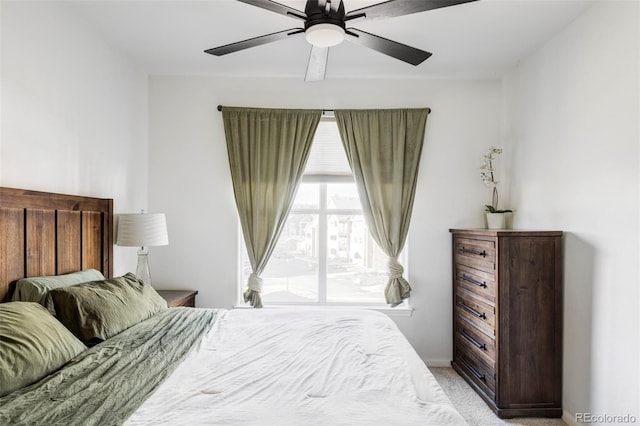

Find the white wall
[[148, 76, 502, 363], [0, 1, 149, 275], [503, 2, 639, 423]]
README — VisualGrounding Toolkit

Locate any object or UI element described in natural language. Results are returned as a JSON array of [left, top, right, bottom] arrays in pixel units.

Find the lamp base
[[136, 247, 152, 286]]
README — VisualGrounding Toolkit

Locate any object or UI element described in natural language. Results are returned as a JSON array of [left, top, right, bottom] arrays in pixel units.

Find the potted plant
[[480, 147, 512, 229]]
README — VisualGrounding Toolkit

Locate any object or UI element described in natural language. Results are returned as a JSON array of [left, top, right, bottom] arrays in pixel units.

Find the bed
[[0, 187, 467, 425]]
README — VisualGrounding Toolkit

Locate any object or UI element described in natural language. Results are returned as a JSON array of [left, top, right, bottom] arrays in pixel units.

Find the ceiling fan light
[[305, 23, 345, 48]]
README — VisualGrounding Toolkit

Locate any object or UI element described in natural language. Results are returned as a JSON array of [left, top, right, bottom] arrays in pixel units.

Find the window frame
[[237, 177, 410, 309]]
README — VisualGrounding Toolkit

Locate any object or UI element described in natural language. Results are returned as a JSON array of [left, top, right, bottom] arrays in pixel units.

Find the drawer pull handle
[[460, 274, 487, 288], [460, 329, 487, 351], [460, 356, 486, 382], [461, 302, 487, 320], [460, 247, 487, 257]]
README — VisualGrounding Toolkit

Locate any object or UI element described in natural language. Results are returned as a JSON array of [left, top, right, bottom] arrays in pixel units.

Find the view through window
[[240, 119, 405, 305]]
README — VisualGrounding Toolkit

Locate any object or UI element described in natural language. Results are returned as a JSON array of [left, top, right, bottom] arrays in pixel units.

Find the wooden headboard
[[0, 187, 113, 302]]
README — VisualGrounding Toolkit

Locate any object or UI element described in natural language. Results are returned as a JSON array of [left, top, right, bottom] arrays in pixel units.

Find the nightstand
[[157, 290, 198, 308]]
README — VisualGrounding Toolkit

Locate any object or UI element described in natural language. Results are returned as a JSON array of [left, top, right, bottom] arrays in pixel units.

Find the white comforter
[[126, 308, 467, 425]]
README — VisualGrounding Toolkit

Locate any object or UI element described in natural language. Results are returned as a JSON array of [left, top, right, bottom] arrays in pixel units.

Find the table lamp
[[116, 211, 168, 286]]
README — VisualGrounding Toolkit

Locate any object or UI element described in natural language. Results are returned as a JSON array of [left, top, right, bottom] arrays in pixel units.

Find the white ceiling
[[66, 0, 594, 79]]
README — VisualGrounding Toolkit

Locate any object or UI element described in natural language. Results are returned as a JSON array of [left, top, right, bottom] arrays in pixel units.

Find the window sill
[[232, 304, 414, 317]]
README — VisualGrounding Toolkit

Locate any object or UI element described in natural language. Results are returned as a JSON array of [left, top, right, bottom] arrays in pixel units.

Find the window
[[240, 119, 406, 305]]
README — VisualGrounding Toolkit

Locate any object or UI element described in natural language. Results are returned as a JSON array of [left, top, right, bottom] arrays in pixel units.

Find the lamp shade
[[116, 213, 168, 247]]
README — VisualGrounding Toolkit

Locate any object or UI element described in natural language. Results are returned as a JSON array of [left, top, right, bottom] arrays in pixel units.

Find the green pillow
[[0, 302, 87, 397], [50, 273, 168, 346], [11, 269, 106, 315]]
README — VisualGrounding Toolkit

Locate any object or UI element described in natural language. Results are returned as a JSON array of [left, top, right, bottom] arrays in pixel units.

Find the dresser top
[[449, 229, 563, 237]]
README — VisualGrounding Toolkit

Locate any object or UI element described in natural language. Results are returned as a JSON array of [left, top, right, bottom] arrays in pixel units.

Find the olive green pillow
[[50, 273, 168, 346], [11, 269, 106, 315], [0, 302, 87, 397]]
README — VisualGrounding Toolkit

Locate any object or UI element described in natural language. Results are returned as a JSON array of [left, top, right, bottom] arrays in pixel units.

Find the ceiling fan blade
[[345, 0, 477, 21], [236, 0, 306, 20], [345, 28, 431, 66], [305, 46, 329, 82], [205, 28, 304, 56]]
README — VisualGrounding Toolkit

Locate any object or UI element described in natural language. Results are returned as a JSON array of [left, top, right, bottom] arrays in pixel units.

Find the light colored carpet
[[429, 367, 567, 426]]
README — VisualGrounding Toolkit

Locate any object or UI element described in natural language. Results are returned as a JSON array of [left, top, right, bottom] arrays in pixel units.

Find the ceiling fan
[[205, 0, 478, 81]]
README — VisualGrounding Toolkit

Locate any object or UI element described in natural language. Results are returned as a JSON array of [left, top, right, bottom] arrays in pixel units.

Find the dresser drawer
[[454, 237, 496, 274], [455, 287, 495, 338], [455, 349, 496, 399], [455, 316, 496, 367], [455, 263, 496, 303]]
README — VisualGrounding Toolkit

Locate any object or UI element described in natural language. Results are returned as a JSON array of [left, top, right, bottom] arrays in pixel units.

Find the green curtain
[[334, 109, 429, 307], [222, 107, 321, 308]]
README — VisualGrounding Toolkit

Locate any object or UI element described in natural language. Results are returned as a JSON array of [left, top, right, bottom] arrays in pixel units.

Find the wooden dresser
[[450, 229, 563, 418]]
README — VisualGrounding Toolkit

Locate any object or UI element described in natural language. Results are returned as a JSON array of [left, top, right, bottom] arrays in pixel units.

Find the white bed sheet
[[126, 308, 467, 426]]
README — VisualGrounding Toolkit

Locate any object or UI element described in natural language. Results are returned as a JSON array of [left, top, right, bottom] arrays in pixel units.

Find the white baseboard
[[562, 410, 578, 426], [422, 358, 452, 367]]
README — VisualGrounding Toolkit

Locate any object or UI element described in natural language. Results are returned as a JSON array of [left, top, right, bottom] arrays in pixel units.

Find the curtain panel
[[222, 107, 321, 308], [334, 108, 429, 307]]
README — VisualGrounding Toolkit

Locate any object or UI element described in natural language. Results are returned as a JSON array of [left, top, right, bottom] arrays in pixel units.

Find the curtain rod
[[216, 105, 431, 114]]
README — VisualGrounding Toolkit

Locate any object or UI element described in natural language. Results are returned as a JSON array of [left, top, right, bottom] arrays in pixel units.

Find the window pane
[[327, 183, 360, 211], [293, 183, 319, 209], [242, 214, 319, 303], [326, 214, 386, 304]]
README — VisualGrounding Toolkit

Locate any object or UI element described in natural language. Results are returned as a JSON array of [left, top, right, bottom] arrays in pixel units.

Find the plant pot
[[486, 213, 506, 229]]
